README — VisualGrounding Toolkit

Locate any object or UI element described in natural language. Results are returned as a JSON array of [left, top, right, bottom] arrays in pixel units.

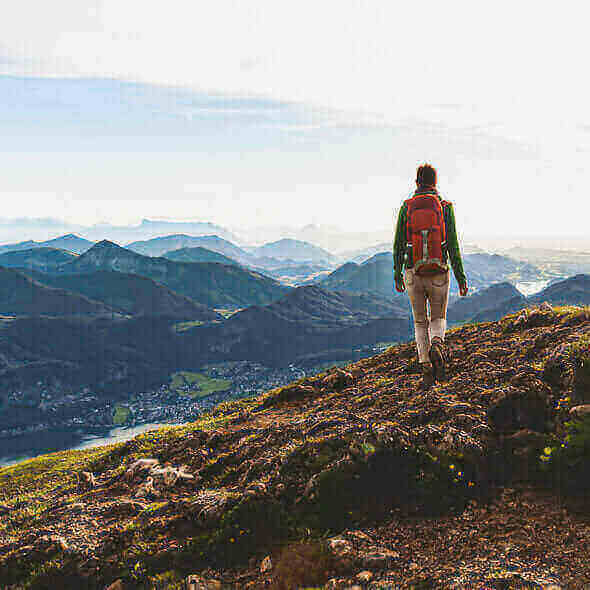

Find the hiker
[[393, 164, 468, 387]]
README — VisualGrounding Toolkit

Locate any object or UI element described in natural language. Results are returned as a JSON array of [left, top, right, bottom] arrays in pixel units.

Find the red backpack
[[405, 193, 449, 275]]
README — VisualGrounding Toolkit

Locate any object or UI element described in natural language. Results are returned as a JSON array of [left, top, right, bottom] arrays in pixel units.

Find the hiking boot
[[429, 336, 447, 381], [420, 362, 435, 389]]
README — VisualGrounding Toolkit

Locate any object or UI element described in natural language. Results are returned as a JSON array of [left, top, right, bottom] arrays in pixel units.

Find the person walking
[[393, 164, 468, 388]]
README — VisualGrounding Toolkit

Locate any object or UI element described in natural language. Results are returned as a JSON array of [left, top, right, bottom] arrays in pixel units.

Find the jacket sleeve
[[444, 202, 467, 287], [393, 203, 407, 283]]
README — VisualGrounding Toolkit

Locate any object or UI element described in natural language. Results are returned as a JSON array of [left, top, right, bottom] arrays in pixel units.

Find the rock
[[185, 576, 222, 590], [105, 581, 124, 590], [112, 499, 147, 515], [125, 458, 159, 479], [35, 535, 69, 554], [265, 384, 318, 406], [503, 429, 547, 449], [245, 481, 267, 498], [569, 405, 590, 419], [135, 476, 158, 498], [328, 537, 354, 559], [543, 355, 570, 388], [406, 573, 435, 588], [573, 351, 590, 403], [356, 570, 373, 582], [359, 550, 399, 569], [260, 555, 272, 573], [539, 301, 554, 313], [151, 464, 195, 487], [513, 311, 528, 329], [487, 387, 549, 433], [322, 368, 354, 392], [79, 471, 96, 488], [325, 579, 347, 589]]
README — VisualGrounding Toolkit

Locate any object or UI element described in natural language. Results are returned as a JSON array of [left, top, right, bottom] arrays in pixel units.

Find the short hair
[[416, 164, 437, 187]]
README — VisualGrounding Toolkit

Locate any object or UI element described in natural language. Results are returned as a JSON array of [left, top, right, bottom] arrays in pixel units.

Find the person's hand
[[395, 277, 406, 293], [459, 283, 469, 297]]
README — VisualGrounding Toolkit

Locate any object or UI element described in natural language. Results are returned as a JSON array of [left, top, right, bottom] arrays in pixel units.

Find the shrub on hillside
[[570, 335, 590, 402], [271, 542, 336, 590], [540, 416, 590, 495]]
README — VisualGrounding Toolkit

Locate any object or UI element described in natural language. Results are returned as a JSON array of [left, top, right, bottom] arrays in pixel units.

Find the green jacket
[[393, 189, 467, 287]]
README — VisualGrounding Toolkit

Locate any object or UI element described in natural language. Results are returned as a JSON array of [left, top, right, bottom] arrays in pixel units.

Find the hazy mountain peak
[[254, 238, 336, 263]]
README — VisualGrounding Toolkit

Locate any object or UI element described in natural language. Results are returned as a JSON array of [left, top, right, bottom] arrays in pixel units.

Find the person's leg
[[427, 271, 450, 341], [405, 269, 435, 387], [404, 268, 430, 363], [425, 271, 450, 379]]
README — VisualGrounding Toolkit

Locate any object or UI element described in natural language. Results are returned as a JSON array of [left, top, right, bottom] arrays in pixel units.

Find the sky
[[1, 0, 589, 242]]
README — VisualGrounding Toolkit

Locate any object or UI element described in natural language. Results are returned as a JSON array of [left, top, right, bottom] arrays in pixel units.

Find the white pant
[[404, 268, 450, 363]]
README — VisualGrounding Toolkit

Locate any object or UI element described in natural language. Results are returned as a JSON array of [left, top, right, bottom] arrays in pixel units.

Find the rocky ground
[[0, 305, 589, 589]]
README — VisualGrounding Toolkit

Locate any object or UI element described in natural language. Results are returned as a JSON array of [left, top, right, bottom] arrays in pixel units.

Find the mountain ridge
[[59, 240, 290, 309]]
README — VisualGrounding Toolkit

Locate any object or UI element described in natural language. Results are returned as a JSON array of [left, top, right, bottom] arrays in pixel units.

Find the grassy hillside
[[1, 306, 589, 589]]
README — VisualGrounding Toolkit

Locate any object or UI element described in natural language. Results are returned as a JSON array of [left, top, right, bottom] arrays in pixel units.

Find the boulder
[[322, 369, 354, 392], [356, 571, 373, 583], [185, 576, 222, 590], [487, 387, 549, 433]]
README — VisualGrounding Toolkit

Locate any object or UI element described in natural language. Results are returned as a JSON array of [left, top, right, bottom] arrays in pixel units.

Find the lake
[[0, 423, 175, 468]]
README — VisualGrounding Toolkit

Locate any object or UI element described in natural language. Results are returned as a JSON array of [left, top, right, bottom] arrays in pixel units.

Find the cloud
[[0, 1, 588, 237]]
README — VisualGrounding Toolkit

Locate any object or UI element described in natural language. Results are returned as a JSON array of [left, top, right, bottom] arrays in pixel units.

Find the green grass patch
[[112, 405, 130, 425], [169, 371, 230, 398]]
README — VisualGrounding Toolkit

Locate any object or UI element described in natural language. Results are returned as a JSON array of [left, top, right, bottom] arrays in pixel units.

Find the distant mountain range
[[163, 246, 239, 265], [126, 234, 251, 260], [447, 275, 590, 324], [529, 274, 590, 306], [319, 251, 547, 296], [447, 282, 527, 324], [0, 265, 587, 397], [0, 219, 240, 248], [505, 246, 590, 277], [58, 240, 290, 309], [0, 235, 93, 255], [252, 238, 337, 264]]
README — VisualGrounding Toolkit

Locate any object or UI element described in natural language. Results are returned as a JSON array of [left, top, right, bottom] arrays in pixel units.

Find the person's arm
[[444, 202, 468, 291], [393, 203, 408, 290]]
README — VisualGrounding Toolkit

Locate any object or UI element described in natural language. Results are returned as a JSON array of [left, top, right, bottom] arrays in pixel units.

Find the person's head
[[416, 164, 437, 188]]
